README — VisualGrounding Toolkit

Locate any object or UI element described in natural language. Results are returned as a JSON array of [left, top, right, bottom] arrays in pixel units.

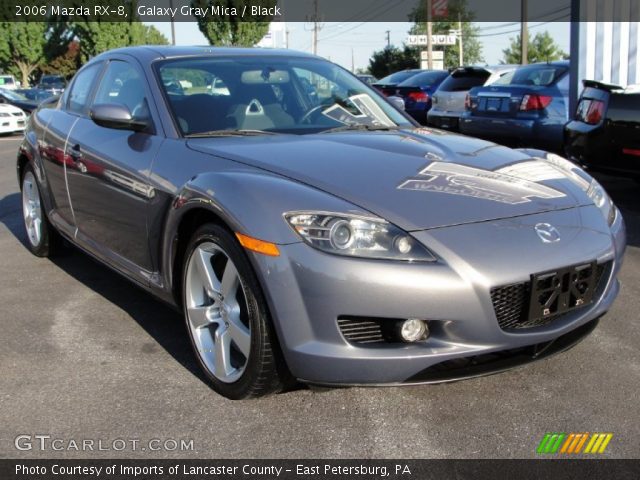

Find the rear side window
[[497, 65, 568, 87], [67, 63, 102, 115], [398, 71, 448, 87], [377, 71, 421, 85], [438, 70, 491, 92]]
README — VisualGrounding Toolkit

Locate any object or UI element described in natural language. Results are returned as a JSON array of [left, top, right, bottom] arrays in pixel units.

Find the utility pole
[[385, 30, 390, 48], [458, 15, 463, 66], [351, 48, 355, 72], [285, 28, 290, 49], [521, 0, 528, 64], [311, 0, 322, 55], [426, 0, 433, 70], [169, 0, 176, 45]]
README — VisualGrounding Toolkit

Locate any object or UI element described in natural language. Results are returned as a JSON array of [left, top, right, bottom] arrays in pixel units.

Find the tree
[[141, 25, 170, 45], [502, 31, 567, 64], [191, 0, 275, 46], [41, 41, 81, 79], [367, 46, 419, 79], [0, 22, 49, 86], [409, 0, 483, 68]]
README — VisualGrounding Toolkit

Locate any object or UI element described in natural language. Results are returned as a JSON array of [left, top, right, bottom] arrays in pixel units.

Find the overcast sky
[[149, 22, 571, 71]]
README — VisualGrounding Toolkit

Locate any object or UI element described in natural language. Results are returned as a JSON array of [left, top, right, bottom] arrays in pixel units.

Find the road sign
[[432, 0, 449, 18], [421, 51, 444, 61], [407, 34, 457, 46]]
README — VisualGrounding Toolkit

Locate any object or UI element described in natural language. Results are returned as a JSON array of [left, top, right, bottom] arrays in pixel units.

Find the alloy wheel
[[22, 171, 43, 248]]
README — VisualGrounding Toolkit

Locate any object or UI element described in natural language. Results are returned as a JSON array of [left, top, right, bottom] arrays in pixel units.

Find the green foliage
[[502, 31, 567, 64], [0, 22, 49, 86], [367, 46, 419, 79], [40, 41, 80, 79], [409, 0, 483, 68], [191, 0, 274, 46], [142, 25, 170, 45]]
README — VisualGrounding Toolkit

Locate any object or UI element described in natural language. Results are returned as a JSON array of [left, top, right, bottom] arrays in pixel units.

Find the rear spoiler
[[582, 79, 624, 92]]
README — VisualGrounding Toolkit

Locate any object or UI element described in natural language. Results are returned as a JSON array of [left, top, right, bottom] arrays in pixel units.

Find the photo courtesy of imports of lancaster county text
[[0, 0, 639, 479]]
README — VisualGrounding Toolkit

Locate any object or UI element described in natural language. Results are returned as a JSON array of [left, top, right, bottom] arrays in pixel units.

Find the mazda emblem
[[535, 223, 561, 243]]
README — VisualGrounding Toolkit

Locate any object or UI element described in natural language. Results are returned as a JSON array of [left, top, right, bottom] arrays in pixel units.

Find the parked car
[[372, 69, 423, 96], [16, 88, 55, 102], [565, 80, 640, 179], [37, 74, 67, 95], [395, 70, 449, 124], [428, 65, 516, 131], [357, 74, 377, 86], [0, 103, 27, 135], [460, 61, 570, 152], [0, 88, 38, 114], [18, 47, 625, 399], [0, 74, 19, 90]]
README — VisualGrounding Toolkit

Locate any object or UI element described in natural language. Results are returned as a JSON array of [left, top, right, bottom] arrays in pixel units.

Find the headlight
[[284, 212, 436, 262], [587, 179, 616, 226], [0, 112, 9, 117]]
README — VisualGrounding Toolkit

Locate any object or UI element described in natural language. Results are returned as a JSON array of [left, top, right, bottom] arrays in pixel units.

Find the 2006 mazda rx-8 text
[[17, 47, 626, 399]]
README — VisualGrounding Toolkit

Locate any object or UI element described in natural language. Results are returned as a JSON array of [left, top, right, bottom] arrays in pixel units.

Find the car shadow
[[592, 173, 640, 248]]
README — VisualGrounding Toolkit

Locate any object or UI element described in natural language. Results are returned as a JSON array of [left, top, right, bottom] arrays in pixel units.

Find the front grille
[[337, 317, 385, 344], [491, 261, 612, 331]]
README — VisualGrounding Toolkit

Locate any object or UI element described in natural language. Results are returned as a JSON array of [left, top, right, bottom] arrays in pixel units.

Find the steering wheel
[[300, 105, 326, 124]]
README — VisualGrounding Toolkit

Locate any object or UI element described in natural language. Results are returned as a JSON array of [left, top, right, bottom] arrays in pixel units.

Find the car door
[[40, 62, 104, 236], [64, 58, 164, 279]]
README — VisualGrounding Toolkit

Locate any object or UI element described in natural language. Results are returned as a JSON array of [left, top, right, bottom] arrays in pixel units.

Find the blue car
[[460, 61, 570, 151], [395, 70, 449, 124]]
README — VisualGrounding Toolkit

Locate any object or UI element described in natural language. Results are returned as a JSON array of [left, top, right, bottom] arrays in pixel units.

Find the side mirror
[[89, 103, 150, 132], [387, 95, 405, 111]]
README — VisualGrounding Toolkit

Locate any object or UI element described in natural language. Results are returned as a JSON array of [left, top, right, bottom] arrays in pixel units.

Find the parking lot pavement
[[0, 135, 638, 459]]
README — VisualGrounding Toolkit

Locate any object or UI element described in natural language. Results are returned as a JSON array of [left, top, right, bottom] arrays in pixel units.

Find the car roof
[[93, 45, 319, 63]]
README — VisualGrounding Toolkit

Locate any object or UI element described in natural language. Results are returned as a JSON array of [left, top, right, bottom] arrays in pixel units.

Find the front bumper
[[0, 117, 26, 133], [249, 205, 626, 385], [427, 110, 461, 130]]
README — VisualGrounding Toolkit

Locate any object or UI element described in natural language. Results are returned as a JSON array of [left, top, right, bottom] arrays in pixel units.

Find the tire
[[20, 165, 60, 257], [182, 223, 287, 399]]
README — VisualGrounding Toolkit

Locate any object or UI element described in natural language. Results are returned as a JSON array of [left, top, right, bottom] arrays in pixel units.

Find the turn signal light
[[235, 232, 280, 257]]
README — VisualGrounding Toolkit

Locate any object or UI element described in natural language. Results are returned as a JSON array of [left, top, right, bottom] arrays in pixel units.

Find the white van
[[0, 75, 19, 90]]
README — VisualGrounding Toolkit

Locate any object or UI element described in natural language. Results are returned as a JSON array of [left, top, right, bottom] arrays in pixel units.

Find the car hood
[[187, 128, 594, 231], [0, 103, 23, 114]]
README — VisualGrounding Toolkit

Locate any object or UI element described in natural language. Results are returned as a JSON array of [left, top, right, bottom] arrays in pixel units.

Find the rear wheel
[[182, 223, 287, 399], [21, 165, 60, 257]]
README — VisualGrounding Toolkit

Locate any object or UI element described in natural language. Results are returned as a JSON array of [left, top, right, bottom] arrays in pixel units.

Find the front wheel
[[21, 165, 60, 257], [182, 223, 287, 399]]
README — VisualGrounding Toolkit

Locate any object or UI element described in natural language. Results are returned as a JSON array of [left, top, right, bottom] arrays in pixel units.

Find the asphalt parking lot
[[0, 134, 638, 459]]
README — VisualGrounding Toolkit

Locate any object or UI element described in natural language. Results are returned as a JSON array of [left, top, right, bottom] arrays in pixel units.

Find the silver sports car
[[18, 47, 626, 399]]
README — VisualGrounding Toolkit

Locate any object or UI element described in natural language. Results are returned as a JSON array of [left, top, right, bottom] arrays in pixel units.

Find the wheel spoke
[[220, 260, 239, 299], [214, 326, 233, 378], [188, 306, 217, 329], [227, 303, 250, 356], [32, 218, 41, 244], [194, 247, 220, 297]]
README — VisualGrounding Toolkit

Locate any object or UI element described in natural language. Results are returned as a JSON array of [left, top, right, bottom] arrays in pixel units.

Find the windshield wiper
[[319, 124, 400, 134], [185, 129, 279, 138]]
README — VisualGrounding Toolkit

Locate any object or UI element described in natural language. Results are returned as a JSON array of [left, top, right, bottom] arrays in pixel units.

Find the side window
[[67, 63, 102, 115], [94, 61, 148, 117]]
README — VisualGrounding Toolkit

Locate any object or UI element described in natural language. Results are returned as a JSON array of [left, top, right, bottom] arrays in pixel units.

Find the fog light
[[398, 319, 428, 342]]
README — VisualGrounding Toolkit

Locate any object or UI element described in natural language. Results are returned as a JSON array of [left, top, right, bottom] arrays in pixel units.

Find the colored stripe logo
[[537, 433, 613, 454]]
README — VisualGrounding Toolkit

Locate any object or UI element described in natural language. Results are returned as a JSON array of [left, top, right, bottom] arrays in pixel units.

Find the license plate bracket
[[528, 261, 598, 321]]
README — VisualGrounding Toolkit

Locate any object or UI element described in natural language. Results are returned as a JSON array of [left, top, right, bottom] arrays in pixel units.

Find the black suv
[[37, 74, 67, 95]]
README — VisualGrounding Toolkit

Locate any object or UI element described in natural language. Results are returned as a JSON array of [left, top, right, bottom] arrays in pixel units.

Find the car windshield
[[157, 56, 411, 137], [376, 70, 421, 85], [41, 76, 64, 85], [0, 88, 27, 101], [397, 71, 448, 87], [0, 76, 15, 86], [493, 65, 567, 87]]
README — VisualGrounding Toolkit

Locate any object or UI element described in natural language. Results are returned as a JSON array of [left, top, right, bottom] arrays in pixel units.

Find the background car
[[372, 69, 424, 96], [428, 65, 516, 131], [37, 74, 67, 95], [356, 74, 378, 86], [565, 80, 640, 179], [0, 103, 27, 135], [460, 61, 570, 152], [394, 70, 449, 124], [16, 88, 55, 102], [0, 88, 38, 115], [0, 74, 19, 90]]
